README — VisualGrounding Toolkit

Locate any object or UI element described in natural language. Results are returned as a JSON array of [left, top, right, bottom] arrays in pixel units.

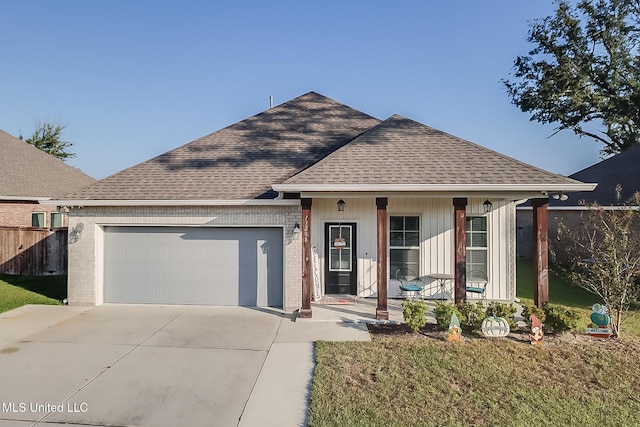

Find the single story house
[[54, 92, 595, 318], [517, 144, 639, 259], [0, 129, 96, 228], [559, 143, 640, 207], [0, 129, 96, 275]]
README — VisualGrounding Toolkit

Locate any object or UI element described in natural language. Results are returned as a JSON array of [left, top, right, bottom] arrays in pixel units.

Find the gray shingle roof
[[0, 129, 96, 199], [559, 144, 640, 206], [284, 114, 583, 186], [65, 92, 380, 200]]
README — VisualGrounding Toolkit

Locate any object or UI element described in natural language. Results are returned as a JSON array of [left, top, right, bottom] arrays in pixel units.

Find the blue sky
[[1, 1, 604, 180]]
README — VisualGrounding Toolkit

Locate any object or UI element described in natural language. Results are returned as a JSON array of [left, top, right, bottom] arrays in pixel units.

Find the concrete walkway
[[240, 297, 438, 426], [239, 309, 372, 427], [0, 303, 378, 427]]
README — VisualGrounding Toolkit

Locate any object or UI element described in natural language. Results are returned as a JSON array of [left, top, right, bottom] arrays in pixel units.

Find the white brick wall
[[67, 205, 302, 311]]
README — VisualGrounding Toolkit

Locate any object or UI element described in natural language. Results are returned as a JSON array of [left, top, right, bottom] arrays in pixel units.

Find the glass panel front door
[[324, 223, 357, 295]]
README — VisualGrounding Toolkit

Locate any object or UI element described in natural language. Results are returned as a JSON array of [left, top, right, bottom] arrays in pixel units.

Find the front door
[[324, 223, 357, 295]]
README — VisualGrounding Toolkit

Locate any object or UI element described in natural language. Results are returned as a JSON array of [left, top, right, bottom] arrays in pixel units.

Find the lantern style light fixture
[[337, 199, 346, 212], [292, 223, 301, 240], [483, 199, 493, 213]]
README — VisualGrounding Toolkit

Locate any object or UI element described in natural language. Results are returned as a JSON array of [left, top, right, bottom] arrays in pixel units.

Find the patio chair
[[395, 268, 425, 299], [466, 270, 488, 302]]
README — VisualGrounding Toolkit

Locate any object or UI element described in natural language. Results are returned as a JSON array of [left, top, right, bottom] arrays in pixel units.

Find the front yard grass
[[515, 258, 596, 308], [310, 337, 640, 426], [0, 274, 66, 313], [516, 258, 640, 338], [309, 258, 640, 426]]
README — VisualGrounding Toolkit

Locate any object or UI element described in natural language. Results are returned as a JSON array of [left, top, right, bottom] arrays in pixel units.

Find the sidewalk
[[238, 310, 370, 427], [239, 298, 433, 427]]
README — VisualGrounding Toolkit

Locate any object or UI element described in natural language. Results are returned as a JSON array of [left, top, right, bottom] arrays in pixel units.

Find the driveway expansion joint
[[38, 307, 190, 425]]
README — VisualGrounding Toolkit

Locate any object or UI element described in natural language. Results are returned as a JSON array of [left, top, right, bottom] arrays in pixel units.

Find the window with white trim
[[50, 212, 63, 228], [389, 216, 420, 277], [466, 216, 488, 275], [32, 212, 45, 227]]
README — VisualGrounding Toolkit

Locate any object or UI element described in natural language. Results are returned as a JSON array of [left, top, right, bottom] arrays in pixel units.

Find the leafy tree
[[20, 122, 75, 161], [556, 192, 640, 337], [503, 0, 640, 155]]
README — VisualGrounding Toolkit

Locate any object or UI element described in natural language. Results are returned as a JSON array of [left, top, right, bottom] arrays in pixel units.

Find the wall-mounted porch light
[[483, 199, 493, 213], [292, 223, 301, 240], [69, 223, 84, 244], [337, 199, 346, 212]]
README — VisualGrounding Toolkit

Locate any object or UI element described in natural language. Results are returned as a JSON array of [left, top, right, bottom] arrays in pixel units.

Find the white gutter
[[272, 183, 598, 193], [300, 191, 553, 200], [43, 199, 301, 207], [0, 195, 52, 202], [517, 205, 640, 211]]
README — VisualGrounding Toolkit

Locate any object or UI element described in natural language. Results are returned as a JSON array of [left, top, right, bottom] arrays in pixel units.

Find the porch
[[296, 297, 528, 331], [300, 298, 436, 324], [294, 195, 552, 320]]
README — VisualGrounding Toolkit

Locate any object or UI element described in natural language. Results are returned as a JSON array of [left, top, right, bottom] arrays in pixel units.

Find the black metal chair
[[395, 268, 425, 299], [466, 270, 488, 302]]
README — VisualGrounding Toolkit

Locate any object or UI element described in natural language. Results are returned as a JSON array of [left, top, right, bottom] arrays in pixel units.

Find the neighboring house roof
[[280, 114, 586, 191], [58, 91, 594, 204], [63, 92, 380, 200], [0, 129, 96, 199], [553, 144, 640, 206]]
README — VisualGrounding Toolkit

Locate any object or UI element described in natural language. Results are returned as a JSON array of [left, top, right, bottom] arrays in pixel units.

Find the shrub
[[402, 299, 428, 332], [520, 303, 580, 333], [485, 302, 518, 330], [521, 303, 546, 328], [458, 301, 486, 331], [543, 303, 580, 333], [433, 301, 461, 331]]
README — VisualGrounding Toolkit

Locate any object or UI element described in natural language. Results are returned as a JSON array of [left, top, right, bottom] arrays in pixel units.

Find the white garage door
[[103, 226, 283, 307]]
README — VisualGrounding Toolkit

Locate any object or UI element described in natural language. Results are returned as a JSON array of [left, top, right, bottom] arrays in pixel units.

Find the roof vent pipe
[[269, 96, 273, 109]]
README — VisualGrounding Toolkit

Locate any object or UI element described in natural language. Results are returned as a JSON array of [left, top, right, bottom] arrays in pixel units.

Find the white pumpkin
[[481, 316, 510, 338]]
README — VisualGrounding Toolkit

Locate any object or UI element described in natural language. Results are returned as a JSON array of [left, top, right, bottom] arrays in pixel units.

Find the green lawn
[[0, 274, 66, 313], [309, 259, 640, 426], [310, 337, 640, 426], [516, 258, 596, 308], [516, 259, 640, 337]]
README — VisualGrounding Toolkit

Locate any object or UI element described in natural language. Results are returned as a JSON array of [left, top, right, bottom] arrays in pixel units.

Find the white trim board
[[45, 199, 301, 207]]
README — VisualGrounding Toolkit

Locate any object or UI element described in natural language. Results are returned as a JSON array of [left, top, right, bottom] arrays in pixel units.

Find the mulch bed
[[367, 322, 628, 348]]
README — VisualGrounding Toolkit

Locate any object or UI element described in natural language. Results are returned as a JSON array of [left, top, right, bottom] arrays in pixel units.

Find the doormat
[[319, 295, 357, 305]]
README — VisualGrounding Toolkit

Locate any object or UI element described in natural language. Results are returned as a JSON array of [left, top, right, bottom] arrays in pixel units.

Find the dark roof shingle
[[0, 129, 96, 199], [65, 92, 380, 200], [561, 144, 640, 205], [284, 114, 582, 186], [62, 93, 591, 201]]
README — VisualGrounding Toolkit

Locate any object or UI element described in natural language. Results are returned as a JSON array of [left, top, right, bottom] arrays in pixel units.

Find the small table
[[427, 273, 454, 301]]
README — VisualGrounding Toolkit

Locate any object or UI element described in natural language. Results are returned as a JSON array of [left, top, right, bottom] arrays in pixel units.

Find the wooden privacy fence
[[0, 227, 68, 275]]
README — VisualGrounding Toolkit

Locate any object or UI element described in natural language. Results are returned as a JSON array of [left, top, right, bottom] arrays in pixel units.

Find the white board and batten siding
[[311, 197, 515, 302]]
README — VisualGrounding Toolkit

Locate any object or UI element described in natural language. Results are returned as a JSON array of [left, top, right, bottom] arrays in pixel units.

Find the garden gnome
[[530, 314, 544, 345], [447, 312, 462, 342]]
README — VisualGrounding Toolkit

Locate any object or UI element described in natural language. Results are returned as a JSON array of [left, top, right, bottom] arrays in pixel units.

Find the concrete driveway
[[0, 304, 369, 427]]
